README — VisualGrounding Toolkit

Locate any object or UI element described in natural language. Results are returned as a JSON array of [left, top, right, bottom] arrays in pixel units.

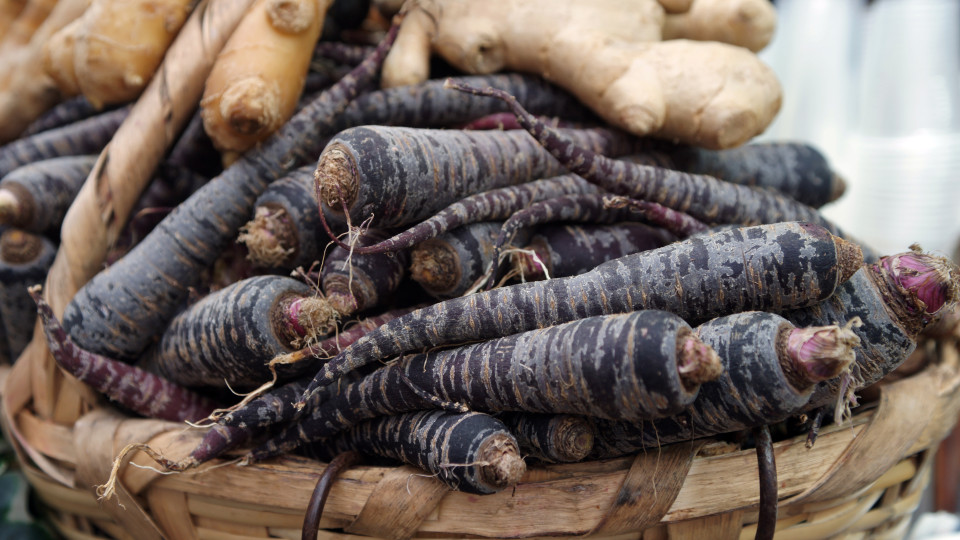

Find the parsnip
[[201, 0, 331, 157]]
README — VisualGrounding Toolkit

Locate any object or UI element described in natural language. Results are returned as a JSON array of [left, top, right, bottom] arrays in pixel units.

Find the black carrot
[[29, 287, 219, 423], [444, 80, 879, 261], [324, 174, 601, 256], [64, 69, 590, 361], [299, 221, 862, 404], [303, 410, 526, 494], [0, 105, 129, 178], [589, 311, 860, 458], [409, 221, 502, 299], [484, 193, 704, 287], [512, 222, 676, 282], [255, 310, 722, 461], [497, 413, 595, 464], [0, 155, 97, 232], [137, 275, 339, 389], [62, 21, 403, 361], [321, 229, 409, 315], [315, 125, 638, 229], [0, 229, 55, 359]]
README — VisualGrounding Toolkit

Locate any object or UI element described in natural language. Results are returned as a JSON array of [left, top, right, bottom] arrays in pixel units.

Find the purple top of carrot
[[784, 321, 860, 386], [876, 248, 959, 320]]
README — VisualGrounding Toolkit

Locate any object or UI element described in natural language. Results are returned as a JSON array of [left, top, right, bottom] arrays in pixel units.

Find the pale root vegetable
[[662, 0, 777, 52], [70, 0, 194, 108], [381, 0, 781, 148], [41, 17, 81, 96], [0, 1, 29, 43], [0, 0, 90, 143], [0, 0, 56, 65], [201, 0, 332, 155]]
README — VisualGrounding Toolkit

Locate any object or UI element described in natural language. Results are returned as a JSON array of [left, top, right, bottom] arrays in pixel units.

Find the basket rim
[[2, 343, 960, 538]]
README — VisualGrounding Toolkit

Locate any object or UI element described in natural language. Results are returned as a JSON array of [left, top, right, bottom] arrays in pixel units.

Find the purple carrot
[[303, 410, 526, 494], [63, 20, 404, 362], [484, 192, 706, 288], [321, 229, 410, 315], [21, 96, 101, 136], [0, 105, 130, 179], [787, 247, 960, 413], [315, 124, 640, 230], [238, 165, 347, 270], [458, 112, 580, 131], [64, 67, 593, 362], [258, 310, 722, 461], [29, 286, 219, 423], [642, 140, 847, 209], [137, 275, 339, 389], [297, 221, 863, 406], [0, 229, 56, 359], [321, 174, 601, 256], [512, 222, 677, 282], [444, 79, 879, 261], [497, 413, 595, 463], [410, 221, 502, 299], [589, 311, 861, 458], [270, 306, 415, 370], [0, 155, 98, 233]]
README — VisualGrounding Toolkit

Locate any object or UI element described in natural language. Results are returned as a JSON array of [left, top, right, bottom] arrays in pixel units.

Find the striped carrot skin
[[0, 105, 129, 178], [306, 410, 526, 495], [254, 310, 721, 462], [299, 221, 863, 403], [63, 70, 591, 362]]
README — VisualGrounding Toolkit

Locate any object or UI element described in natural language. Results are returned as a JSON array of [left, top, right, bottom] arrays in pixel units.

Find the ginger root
[[662, 0, 777, 52], [381, 0, 781, 149]]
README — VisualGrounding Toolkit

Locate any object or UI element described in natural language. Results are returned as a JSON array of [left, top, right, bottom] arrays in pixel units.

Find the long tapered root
[[677, 333, 723, 387]]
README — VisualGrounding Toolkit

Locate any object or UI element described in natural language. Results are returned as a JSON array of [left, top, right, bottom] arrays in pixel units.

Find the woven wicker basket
[[0, 337, 957, 539]]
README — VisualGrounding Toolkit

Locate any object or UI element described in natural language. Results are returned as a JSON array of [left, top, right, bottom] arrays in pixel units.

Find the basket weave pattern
[[1, 341, 958, 539]]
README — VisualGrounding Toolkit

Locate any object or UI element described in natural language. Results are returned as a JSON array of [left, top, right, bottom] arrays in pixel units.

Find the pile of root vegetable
[[2, 0, 960, 537]]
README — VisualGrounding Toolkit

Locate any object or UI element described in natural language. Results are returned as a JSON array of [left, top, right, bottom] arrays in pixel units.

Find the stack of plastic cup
[[847, 0, 960, 256]]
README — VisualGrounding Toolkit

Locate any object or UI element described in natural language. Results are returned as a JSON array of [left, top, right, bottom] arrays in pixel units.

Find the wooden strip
[[16, 409, 76, 463], [73, 408, 166, 540], [195, 515, 269, 536], [757, 489, 883, 540], [147, 488, 199, 540], [789, 371, 935, 504], [845, 481, 925, 534], [592, 442, 700, 535], [196, 526, 274, 540], [186, 493, 348, 530], [20, 465, 109, 520], [346, 465, 449, 539], [666, 510, 743, 540]]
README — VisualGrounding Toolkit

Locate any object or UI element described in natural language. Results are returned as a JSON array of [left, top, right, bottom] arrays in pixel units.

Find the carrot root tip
[[677, 334, 723, 387]]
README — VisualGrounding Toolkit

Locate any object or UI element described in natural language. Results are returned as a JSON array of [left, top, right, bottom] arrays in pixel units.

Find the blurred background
[[758, 0, 960, 258]]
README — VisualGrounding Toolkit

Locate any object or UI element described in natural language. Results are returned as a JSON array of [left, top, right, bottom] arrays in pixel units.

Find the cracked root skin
[[383, 0, 781, 148], [201, 0, 330, 153]]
